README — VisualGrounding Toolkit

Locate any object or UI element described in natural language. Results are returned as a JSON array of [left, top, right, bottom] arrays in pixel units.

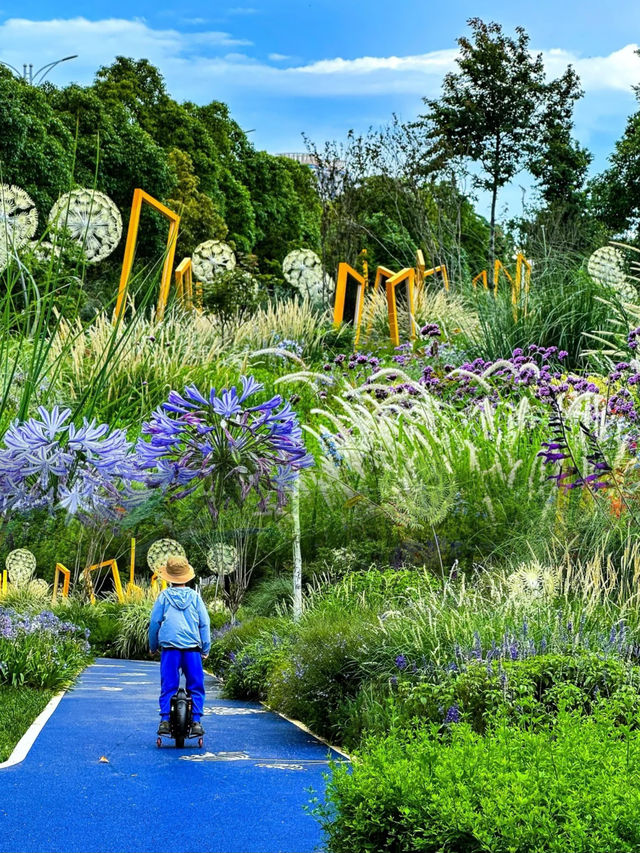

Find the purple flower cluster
[[420, 323, 442, 338], [137, 376, 313, 518], [0, 607, 88, 643], [323, 352, 382, 377], [0, 406, 138, 521]]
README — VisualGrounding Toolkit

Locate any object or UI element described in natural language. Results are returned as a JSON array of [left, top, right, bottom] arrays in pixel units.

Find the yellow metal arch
[[385, 268, 416, 347], [416, 250, 450, 292], [84, 559, 125, 605], [52, 562, 71, 602], [114, 189, 181, 324], [174, 258, 194, 311], [334, 263, 367, 347]]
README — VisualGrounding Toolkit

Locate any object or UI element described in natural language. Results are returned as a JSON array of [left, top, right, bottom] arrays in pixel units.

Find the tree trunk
[[292, 479, 302, 621], [489, 134, 501, 286]]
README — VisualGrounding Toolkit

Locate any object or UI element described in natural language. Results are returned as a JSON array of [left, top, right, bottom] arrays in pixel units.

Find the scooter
[[156, 687, 204, 749]]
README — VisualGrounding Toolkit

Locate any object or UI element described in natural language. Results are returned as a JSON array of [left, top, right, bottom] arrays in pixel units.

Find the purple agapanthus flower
[[137, 376, 313, 518], [0, 406, 139, 522]]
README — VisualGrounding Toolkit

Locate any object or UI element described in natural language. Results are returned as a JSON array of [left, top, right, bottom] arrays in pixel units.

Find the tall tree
[[419, 19, 548, 270], [529, 67, 590, 215], [590, 50, 640, 236]]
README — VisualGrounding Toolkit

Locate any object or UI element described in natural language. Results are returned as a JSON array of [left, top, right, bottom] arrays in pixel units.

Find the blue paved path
[[0, 659, 344, 853]]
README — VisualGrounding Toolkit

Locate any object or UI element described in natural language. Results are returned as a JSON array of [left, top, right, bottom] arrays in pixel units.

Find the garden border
[[0, 690, 65, 770], [260, 701, 352, 761]]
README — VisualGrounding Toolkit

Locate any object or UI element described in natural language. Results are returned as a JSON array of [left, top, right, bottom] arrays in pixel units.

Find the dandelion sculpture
[[49, 188, 123, 263], [136, 376, 314, 520], [282, 248, 331, 304], [206, 543, 239, 577], [146, 539, 186, 573], [587, 246, 636, 302], [0, 185, 38, 270], [192, 240, 236, 282], [5, 549, 36, 587]]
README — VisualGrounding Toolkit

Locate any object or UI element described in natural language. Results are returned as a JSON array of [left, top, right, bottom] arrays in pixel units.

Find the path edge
[[0, 690, 66, 770], [260, 701, 351, 761]]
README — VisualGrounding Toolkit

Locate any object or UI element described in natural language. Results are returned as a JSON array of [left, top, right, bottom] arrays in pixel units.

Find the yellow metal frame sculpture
[[151, 573, 168, 595], [125, 538, 144, 600], [416, 250, 450, 292], [334, 263, 367, 347], [175, 257, 194, 311], [52, 563, 71, 603], [472, 255, 532, 318], [84, 559, 125, 605], [472, 270, 489, 290], [0, 569, 7, 596], [114, 189, 181, 324], [385, 268, 417, 347]]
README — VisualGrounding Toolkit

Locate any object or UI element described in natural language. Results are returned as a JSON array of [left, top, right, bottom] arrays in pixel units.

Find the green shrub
[[223, 635, 289, 701], [0, 608, 91, 689], [399, 652, 638, 733], [267, 610, 376, 738], [54, 600, 121, 654], [244, 575, 294, 616], [209, 615, 283, 677], [317, 709, 640, 852]]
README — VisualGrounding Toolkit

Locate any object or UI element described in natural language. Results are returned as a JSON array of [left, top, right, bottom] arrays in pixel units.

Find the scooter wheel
[[156, 738, 162, 748], [198, 737, 203, 748]]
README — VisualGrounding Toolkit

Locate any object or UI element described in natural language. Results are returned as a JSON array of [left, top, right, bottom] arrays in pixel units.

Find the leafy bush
[[398, 651, 638, 733], [317, 709, 640, 852], [0, 608, 91, 689], [267, 610, 376, 738], [223, 635, 289, 700], [209, 615, 283, 677], [54, 599, 121, 654]]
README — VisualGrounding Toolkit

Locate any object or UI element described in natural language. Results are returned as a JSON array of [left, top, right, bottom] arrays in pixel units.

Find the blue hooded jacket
[[148, 587, 211, 654]]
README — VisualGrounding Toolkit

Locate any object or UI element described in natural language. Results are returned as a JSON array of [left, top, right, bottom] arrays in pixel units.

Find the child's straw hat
[[157, 555, 195, 584]]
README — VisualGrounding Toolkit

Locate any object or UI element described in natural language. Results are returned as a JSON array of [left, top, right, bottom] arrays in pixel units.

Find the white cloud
[[0, 17, 638, 105], [227, 6, 259, 14], [543, 44, 640, 91]]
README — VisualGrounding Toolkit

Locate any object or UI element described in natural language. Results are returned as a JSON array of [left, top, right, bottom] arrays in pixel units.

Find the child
[[148, 555, 211, 738]]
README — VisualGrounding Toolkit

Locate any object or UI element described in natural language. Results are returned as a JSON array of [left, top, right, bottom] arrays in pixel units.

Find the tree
[[590, 51, 640, 236], [166, 148, 227, 257], [419, 19, 548, 270], [0, 69, 74, 218], [93, 57, 167, 132]]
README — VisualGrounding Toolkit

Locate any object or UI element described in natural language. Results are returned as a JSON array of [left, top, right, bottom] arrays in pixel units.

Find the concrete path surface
[[0, 659, 345, 853]]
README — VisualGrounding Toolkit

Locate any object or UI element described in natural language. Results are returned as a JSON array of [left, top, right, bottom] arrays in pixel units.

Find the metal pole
[[292, 479, 302, 621]]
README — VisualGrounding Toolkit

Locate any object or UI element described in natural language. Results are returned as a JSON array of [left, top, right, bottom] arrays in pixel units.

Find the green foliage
[[317, 709, 640, 853], [266, 610, 377, 738], [223, 634, 289, 701], [0, 686, 54, 763], [397, 652, 638, 733], [166, 148, 227, 257], [0, 612, 91, 690], [113, 601, 154, 660], [208, 615, 282, 677], [201, 268, 264, 331]]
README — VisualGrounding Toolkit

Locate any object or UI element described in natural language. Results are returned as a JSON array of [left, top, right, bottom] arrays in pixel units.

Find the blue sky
[[1, 1, 640, 219]]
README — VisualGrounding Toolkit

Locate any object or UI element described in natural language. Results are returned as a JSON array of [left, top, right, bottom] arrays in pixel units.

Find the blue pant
[[159, 649, 205, 721]]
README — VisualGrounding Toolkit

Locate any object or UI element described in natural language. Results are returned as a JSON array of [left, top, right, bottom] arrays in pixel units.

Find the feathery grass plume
[[232, 297, 345, 360]]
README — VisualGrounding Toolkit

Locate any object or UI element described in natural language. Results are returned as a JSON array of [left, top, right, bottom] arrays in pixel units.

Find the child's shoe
[[157, 720, 171, 736], [189, 721, 204, 737]]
